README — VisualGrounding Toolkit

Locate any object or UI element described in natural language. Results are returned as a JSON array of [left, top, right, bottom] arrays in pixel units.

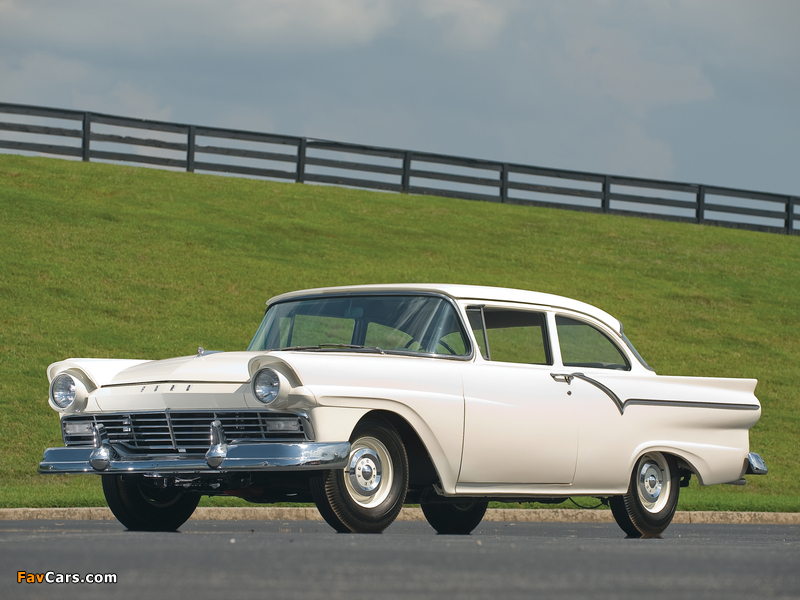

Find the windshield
[[248, 294, 471, 357]]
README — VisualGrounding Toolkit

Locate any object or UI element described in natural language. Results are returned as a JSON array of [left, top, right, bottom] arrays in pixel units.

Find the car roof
[[266, 284, 622, 333]]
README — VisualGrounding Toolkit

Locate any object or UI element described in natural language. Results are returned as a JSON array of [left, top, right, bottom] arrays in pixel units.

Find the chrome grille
[[61, 410, 306, 454]]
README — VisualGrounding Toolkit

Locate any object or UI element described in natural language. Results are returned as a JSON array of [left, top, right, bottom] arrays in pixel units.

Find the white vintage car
[[40, 284, 766, 537]]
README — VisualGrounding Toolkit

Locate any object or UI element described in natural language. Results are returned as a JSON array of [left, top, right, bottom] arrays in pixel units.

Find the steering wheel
[[404, 338, 457, 355]]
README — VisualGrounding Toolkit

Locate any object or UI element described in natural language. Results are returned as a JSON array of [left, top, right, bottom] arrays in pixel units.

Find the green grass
[[1, 154, 798, 511]]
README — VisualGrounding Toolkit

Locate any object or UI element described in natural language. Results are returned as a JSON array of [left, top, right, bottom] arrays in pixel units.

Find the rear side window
[[468, 307, 551, 365], [555, 315, 629, 370]]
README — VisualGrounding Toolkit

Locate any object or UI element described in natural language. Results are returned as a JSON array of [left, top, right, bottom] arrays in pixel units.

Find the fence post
[[401, 151, 411, 193], [601, 176, 611, 212], [296, 138, 307, 184], [696, 185, 706, 225], [82, 113, 91, 162], [787, 196, 796, 234], [500, 164, 508, 203], [187, 126, 196, 173]]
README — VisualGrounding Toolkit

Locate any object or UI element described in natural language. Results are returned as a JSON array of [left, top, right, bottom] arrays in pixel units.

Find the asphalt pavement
[[2, 519, 798, 600]]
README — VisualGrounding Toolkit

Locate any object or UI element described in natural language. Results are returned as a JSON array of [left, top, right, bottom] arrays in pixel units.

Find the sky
[[1, 0, 798, 196]]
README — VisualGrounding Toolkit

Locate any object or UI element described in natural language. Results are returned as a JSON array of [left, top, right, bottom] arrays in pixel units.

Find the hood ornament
[[194, 346, 223, 359]]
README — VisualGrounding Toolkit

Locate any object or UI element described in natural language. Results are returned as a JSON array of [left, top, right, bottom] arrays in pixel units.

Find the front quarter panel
[[273, 352, 467, 493]]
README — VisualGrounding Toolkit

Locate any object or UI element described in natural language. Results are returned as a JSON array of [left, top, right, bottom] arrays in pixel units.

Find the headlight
[[51, 374, 76, 408], [49, 373, 88, 411], [252, 368, 281, 404]]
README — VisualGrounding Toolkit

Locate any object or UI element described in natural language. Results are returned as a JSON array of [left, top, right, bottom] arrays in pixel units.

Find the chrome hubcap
[[349, 448, 382, 495], [636, 453, 669, 513], [639, 463, 662, 503], [344, 437, 393, 509]]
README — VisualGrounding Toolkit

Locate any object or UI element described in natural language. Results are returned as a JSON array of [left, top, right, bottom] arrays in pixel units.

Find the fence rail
[[1, 102, 797, 235]]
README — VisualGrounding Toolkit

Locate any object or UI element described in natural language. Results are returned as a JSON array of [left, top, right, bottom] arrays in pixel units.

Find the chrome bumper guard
[[40, 421, 350, 474], [745, 452, 768, 475]]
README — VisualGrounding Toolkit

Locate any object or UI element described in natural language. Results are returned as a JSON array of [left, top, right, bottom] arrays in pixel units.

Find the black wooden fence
[[1, 102, 796, 235]]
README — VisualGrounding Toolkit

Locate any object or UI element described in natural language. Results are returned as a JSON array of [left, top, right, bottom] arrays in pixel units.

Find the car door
[[547, 313, 637, 487], [458, 306, 579, 485]]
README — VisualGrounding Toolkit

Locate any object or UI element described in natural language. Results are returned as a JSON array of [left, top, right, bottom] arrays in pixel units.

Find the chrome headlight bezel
[[49, 372, 89, 412]]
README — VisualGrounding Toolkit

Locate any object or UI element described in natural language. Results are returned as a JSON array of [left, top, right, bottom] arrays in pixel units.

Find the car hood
[[49, 352, 259, 389], [108, 352, 254, 385]]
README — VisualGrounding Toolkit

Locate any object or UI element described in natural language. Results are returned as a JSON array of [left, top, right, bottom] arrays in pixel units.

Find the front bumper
[[39, 441, 350, 474]]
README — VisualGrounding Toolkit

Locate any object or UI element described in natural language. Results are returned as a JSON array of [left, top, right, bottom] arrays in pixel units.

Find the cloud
[[0, 54, 171, 123], [0, 0, 796, 195], [0, 0, 27, 16], [0, 53, 90, 105], [419, 0, 515, 50], [606, 121, 674, 180], [225, 0, 396, 45], [72, 83, 172, 121], [0, 0, 397, 50], [645, 0, 800, 64], [547, 22, 714, 117]]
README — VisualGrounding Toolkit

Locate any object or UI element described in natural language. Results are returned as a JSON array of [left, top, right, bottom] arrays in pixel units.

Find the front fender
[[48, 358, 151, 388], [308, 398, 462, 494]]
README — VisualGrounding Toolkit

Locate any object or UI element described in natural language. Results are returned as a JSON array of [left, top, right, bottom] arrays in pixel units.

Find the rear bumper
[[745, 452, 768, 475], [39, 441, 350, 475]]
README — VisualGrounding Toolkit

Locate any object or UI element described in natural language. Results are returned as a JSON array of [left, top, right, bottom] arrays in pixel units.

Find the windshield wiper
[[281, 343, 385, 354]]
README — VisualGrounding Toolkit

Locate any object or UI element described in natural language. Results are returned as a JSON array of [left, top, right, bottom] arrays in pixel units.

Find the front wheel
[[311, 418, 408, 533], [613, 452, 679, 538], [102, 475, 200, 531], [421, 500, 488, 535]]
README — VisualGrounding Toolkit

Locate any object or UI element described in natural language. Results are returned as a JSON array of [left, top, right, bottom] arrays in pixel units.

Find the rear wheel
[[421, 500, 488, 535], [609, 495, 641, 538], [102, 475, 200, 532], [614, 452, 679, 538], [311, 418, 408, 533]]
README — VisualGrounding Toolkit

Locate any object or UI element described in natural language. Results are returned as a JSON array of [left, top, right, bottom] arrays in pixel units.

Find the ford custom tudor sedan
[[40, 284, 767, 537]]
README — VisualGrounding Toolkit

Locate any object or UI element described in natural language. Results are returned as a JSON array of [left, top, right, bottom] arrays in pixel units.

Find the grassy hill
[[1, 154, 798, 511]]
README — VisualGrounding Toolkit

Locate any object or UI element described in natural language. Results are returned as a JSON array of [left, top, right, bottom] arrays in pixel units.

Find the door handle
[[550, 373, 574, 384]]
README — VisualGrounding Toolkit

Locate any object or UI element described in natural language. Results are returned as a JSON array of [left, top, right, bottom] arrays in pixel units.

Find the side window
[[555, 315, 629, 370], [483, 309, 551, 365]]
